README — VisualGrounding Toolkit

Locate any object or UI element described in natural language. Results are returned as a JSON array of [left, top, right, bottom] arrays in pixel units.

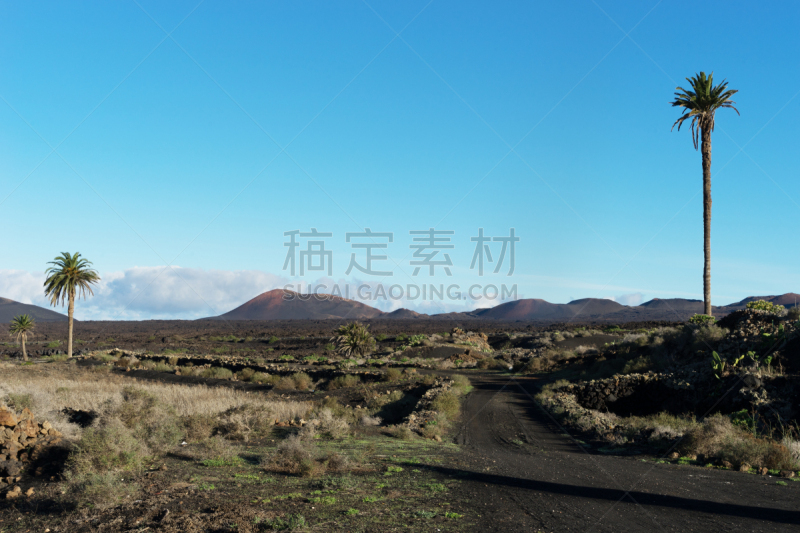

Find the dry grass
[[682, 414, 799, 470], [0, 363, 311, 440]]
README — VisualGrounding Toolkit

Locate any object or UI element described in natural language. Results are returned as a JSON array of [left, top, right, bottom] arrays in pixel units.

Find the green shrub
[[431, 391, 461, 421], [67, 421, 148, 475], [693, 325, 727, 347], [450, 375, 472, 394], [688, 314, 716, 326], [268, 336, 280, 344], [746, 300, 785, 313], [332, 322, 376, 357], [265, 514, 306, 531], [118, 388, 183, 453], [383, 368, 403, 382], [201, 367, 234, 380], [237, 367, 256, 381], [5, 393, 33, 411], [250, 371, 272, 384]]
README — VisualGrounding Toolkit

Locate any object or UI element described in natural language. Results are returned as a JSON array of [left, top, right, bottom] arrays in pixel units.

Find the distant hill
[[379, 308, 425, 319], [212, 289, 385, 320], [0, 297, 68, 323], [564, 298, 625, 317], [472, 299, 570, 320], [469, 298, 623, 321], [726, 293, 800, 309], [210, 290, 800, 323]]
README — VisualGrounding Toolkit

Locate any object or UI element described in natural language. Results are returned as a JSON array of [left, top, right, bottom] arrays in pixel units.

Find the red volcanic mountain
[[214, 289, 384, 320], [379, 308, 425, 319], [472, 298, 571, 320]]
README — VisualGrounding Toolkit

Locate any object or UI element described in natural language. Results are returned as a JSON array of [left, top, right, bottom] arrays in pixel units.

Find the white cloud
[[1, 267, 289, 320], [0, 270, 49, 306], [612, 293, 644, 306], [1, 268, 520, 319]]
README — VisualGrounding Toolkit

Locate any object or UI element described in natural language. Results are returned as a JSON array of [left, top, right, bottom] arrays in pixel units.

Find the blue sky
[[1, 0, 799, 319]]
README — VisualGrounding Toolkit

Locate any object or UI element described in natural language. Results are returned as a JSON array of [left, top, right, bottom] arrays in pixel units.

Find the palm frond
[[44, 252, 100, 306], [670, 71, 739, 149]]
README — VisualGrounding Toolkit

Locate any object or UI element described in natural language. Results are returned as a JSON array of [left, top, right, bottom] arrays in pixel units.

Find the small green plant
[[415, 510, 437, 519], [445, 512, 463, 519], [711, 351, 725, 380], [279, 354, 294, 361], [689, 314, 716, 326], [422, 482, 447, 492], [375, 334, 387, 342], [362, 496, 381, 503], [324, 343, 335, 351], [345, 508, 359, 516], [308, 495, 336, 505], [265, 514, 306, 530], [776, 480, 788, 486], [197, 482, 216, 491], [331, 322, 376, 357], [45, 340, 62, 349], [406, 334, 426, 347], [268, 336, 280, 344], [746, 300, 785, 313]]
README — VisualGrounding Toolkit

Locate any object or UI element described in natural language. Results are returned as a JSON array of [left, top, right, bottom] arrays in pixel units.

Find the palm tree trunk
[[68, 291, 75, 358], [701, 126, 713, 316], [22, 335, 28, 362]]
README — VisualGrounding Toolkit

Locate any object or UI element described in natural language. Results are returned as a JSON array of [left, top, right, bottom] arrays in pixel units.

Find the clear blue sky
[[1, 0, 799, 319]]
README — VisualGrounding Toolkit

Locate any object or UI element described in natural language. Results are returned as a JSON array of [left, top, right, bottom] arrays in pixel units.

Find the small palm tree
[[331, 322, 376, 357], [44, 252, 100, 357], [9, 314, 35, 362], [671, 72, 739, 316]]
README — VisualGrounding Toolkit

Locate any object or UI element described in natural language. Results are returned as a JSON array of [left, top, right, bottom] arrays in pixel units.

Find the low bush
[[117, 387, 183, 454], [237, 367, 256, 381], [383, 368, 403, 382], [431, 391, 461, 421], [200, 367, 234, 380], [267, 435, 352, 477], [66, 419, 149, 479], [214, 404, 274, 441], [746, 300, 785, 313], [327, 374, 361, 390], [387, 426, 415, 440], [693, 325, 727, 348], [275, 372, 313, 391]]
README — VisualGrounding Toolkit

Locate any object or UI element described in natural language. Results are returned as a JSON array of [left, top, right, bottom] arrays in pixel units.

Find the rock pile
[[402, 378, 454, 433], [0, 405, 63, 497]]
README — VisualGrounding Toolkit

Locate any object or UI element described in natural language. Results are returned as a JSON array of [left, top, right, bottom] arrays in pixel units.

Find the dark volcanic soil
[[453, 373, 800, 532]]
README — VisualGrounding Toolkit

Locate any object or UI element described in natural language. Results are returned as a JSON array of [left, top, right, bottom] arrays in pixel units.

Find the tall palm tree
[[44, 252, 100, 357], [671, 72, 738, 316], [9, 314, 35, 362]]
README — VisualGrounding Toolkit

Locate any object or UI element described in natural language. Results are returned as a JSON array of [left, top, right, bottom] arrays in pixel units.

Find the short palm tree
[[44, 252, 100, 357], [331, 322, 376, 357], [9, 314, 35, 362], [671, 72, 739, 316]]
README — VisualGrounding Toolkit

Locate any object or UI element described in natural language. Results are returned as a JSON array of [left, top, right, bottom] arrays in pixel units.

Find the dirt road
[[446, 374, 799, 532]]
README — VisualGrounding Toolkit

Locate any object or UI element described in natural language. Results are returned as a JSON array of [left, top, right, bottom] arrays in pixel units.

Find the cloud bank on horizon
[[0, 268, 517, 320]]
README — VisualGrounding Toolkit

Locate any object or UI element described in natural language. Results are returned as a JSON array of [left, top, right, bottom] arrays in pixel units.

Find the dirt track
[[448, 374, 800, 532]]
